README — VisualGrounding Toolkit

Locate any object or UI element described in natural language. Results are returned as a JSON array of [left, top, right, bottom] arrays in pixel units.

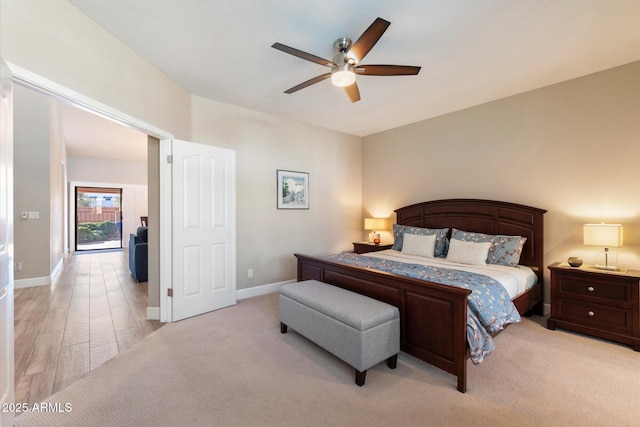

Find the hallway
[[13, 250, 163, 405]]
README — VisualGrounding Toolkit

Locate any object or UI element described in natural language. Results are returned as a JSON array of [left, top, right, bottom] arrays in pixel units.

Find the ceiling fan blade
[[343, 82, 361, 103], [355, 65, 421, 76], [284, 73, 332, 94], [347, 18, 390, 63], [271, 43, 336, 67]]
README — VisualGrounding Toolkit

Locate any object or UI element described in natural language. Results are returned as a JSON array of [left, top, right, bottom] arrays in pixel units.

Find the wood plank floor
[[13, 250, 163, 405]]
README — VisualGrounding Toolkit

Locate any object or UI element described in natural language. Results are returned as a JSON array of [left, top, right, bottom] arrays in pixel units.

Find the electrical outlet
[[15, 262, 22, 272], [248, 268, 253, 278]]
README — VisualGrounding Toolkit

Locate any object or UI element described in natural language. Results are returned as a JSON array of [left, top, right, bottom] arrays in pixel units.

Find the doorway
[[4, 63, 169, 417], [75, 186, 122, 251]]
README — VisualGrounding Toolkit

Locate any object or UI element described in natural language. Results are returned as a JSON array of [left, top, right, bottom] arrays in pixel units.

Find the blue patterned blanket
[[322, 253, 521, 364]]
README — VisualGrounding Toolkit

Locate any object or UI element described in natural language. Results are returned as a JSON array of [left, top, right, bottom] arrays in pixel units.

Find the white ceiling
[[59, 0, 639, 158], [60, 103, 148, 162]]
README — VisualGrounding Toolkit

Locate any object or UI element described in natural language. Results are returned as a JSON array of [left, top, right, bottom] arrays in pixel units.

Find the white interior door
[[0, 58, 15, 427], [171, 140, 236, 321]]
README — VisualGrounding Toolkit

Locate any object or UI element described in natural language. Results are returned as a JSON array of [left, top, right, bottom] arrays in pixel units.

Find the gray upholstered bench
[[279, 280, 400, 386]]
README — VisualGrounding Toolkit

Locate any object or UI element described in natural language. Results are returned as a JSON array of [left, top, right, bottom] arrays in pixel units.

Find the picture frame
[[277, 170, 309, 209]]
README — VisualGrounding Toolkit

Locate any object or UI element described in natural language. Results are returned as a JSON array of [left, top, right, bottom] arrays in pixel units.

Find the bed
[[295, 199, 546, 392]]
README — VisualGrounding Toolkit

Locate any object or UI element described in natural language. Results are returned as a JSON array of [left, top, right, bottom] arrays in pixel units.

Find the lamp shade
[[583, 224, 623, 247], [364, 218, 387, 231]]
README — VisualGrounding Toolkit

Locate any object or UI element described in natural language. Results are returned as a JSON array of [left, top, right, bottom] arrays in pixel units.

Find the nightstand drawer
[[548, 262, 640, 351], [556, 299, 632, 333], [557, 274, 632, 307]]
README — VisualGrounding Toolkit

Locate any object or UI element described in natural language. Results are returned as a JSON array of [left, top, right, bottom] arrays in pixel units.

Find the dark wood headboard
[[395, 199, 547, 282]]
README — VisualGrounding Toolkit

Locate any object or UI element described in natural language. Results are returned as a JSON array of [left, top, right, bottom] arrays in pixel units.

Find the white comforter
[[362, 249, 537, 299]]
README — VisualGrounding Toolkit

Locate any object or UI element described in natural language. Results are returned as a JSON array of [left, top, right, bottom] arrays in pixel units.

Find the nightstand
[[353, 242, 393, 254], [547, 262, 640, 351]]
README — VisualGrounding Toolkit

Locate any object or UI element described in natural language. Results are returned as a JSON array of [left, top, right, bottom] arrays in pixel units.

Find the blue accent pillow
[[392, 224, 449, 258], [450, 228, 526, 267]]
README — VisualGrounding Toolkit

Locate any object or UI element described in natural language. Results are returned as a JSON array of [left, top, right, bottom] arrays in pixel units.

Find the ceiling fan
[[271, 17, 421, 103]]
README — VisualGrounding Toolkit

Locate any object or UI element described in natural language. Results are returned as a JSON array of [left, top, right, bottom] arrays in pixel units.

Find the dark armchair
[[129, 226, 148, 282]]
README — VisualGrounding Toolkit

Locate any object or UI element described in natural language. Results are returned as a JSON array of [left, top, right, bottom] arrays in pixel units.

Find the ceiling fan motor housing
[[333, 38, 357, 64], [334, 37, 353, 54]]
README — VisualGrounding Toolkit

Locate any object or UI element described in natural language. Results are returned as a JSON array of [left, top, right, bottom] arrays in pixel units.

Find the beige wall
[[67, 155, 148, 185], [362, 61, 640, 305], [13, 84, 66, 282], [191, 96, 362, 289]]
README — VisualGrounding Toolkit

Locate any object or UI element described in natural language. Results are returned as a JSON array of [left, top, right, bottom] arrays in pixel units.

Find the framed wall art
[[277, 170, 309, 209]]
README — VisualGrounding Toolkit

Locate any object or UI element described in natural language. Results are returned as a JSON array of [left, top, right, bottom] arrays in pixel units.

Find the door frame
[[1, 56, 15, 427], [8, 62, 174, 321], [159, 138, 172, 321], [69, 182, 147, 254], [73, 185, 123, 252]]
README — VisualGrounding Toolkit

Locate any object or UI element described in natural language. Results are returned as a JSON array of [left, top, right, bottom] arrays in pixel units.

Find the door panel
[[171, 140, 236, 321], [212, 243, 226, 290]]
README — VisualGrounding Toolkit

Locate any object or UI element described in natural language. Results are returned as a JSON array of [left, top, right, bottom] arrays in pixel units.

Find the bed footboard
[[295, 253, 471, 392]]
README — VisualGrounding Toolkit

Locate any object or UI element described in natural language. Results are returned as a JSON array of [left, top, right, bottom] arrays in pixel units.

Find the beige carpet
[[15, 292, 640, 427]]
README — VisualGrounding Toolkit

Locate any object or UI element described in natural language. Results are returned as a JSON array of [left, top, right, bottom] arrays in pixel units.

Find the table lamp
[[364, 218, 387, 244], [583, 223, 623, 271]]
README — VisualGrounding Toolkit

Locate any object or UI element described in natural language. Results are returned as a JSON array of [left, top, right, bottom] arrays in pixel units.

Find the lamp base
[[593, 264, 619, 271], [594, 250, 619, 272]]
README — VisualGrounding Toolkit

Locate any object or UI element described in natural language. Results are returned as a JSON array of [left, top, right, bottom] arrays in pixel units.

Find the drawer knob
[[588, 311, 595, 317], [587, 286, 595, 292]]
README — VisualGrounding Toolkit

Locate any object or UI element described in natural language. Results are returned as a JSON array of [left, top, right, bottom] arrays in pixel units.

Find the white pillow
[[446, 239, 491, 265], [401, 233, 436, 258]]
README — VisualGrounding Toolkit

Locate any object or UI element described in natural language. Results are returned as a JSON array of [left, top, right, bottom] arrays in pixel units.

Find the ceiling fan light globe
[[331, 66, 356, 87]]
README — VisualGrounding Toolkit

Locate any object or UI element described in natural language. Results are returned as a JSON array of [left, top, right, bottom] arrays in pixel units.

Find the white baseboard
[[147, 306, 160, 320], [15, 258, 65, 289], [151, 280, 293, 322], [543, 303, 551, 316], [236, 279, 295, 300], [51, 258, 63, 283], [15, 276, 50, 289]]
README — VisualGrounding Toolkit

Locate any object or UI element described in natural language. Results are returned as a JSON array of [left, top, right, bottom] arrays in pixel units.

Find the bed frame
[[295, 199, 546, 392]]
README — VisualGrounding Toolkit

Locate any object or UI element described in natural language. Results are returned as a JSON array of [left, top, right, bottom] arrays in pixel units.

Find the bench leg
[[355, 369, 367, 386], [280, 322, 288, 334], [386, 354, 398, 369]]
